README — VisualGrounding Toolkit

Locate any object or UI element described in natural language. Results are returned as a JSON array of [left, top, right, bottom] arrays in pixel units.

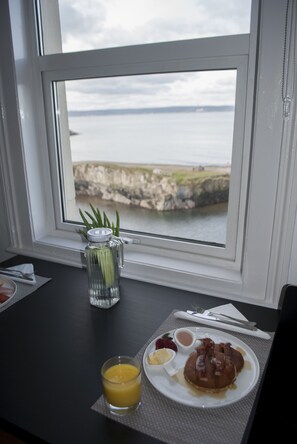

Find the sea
[[69, 111, 234, 244]]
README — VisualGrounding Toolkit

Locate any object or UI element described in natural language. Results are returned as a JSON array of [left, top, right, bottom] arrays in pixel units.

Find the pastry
[[184, 337, 244, 392]]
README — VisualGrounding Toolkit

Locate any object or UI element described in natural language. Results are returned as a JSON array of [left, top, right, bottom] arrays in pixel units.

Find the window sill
[[6, 233, 270, 307]]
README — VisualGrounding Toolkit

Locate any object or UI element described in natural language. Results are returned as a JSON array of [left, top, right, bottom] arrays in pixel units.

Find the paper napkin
[[5, 264, 37, 286], [174, 303, 271, 339]]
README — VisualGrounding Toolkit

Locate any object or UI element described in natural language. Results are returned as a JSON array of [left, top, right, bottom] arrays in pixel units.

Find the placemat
[[92, 310, 274, 444], [0, 275, 51, 313]]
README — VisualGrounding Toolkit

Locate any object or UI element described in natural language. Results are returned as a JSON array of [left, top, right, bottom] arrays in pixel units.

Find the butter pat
[[147, 348, 174, 365]]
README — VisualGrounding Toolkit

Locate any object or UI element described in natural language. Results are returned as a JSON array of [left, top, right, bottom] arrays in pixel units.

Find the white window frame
[[1, 0, 297, 308], [43, 53, 248, 257]]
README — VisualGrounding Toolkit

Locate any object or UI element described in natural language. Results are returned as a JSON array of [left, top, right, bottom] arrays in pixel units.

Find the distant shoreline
[[69, 105, 234, 117]]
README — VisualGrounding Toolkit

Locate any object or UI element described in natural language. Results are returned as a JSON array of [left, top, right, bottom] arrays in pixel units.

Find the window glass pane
[[40, 0, 251, 54], [56, 70, 236, 245]]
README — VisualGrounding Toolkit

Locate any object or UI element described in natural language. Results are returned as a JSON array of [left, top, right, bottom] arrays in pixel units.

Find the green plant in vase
[[79, 203, 123, 289], [93, 244, 116, 287], [78, 202, 120, 238]]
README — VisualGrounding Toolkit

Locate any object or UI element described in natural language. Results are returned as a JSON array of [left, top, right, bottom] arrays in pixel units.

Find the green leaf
[[79, 208, 92, 230], [115, 210, 120, 236], [90, 202, 103, 226], [84, 210, 98, 226], [79, 203, 120, 237], [103, 212, 111, 228]]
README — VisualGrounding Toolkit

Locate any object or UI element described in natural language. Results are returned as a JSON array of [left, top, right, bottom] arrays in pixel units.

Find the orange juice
[[102, 363, 141, 407]]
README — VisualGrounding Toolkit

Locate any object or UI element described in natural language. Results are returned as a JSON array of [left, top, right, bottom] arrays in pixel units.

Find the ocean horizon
[[69, 104, 234, 117]]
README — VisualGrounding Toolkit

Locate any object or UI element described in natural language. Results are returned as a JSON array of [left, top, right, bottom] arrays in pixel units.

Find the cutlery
[[0, 267, 34, 281], [186, 311, 258, 331], [191, 305, 257, 327]]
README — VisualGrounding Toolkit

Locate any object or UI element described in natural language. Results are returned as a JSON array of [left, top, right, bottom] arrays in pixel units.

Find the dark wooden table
[[0, 255, 280, 443]]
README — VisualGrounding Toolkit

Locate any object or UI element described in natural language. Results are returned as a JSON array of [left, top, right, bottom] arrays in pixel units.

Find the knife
[[186, 310, 258, 331]]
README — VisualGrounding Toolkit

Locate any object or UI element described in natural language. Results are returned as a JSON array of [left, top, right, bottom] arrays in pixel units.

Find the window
[[1, 0, 297, 307], [39, 0, 251, 54], [40, 0, 250, 258], [56, 70, 237, 245]]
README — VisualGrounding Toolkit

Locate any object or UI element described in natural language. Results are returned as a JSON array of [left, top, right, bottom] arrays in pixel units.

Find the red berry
[[163, 338, 178, 352], [155, 338, 165, 349], [155, 333, 178, 352]]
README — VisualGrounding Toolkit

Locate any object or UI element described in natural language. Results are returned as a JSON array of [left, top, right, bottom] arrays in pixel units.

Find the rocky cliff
[[73, 162, 230, 211]]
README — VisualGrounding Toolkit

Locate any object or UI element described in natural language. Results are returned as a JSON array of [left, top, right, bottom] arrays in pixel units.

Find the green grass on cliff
[[170, 170, 230, 186], [87, 162, 153, 174], [109, 163, 230, 185], [73, 161, 230, 185]]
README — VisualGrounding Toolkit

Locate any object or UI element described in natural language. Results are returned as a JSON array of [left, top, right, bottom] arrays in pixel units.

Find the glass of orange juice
[[101, 355, 141, 415]]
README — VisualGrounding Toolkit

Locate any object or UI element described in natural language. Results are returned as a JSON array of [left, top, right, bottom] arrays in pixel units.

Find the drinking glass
[[101, 355, 141, 415]]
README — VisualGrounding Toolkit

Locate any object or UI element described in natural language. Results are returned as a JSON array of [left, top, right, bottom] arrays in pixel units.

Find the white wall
[[0, 179, 14, 262], [289, 209, 297, 285]]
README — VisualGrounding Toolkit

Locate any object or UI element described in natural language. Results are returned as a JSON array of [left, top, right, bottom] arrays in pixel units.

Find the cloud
[[64, 70, 236, 110], [54, 0, 247, 109], [59, 0, 251, 50]]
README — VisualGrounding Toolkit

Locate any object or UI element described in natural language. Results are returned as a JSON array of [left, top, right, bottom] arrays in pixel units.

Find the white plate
[[143, 326, 260, 408], [0, 274, 17, 308]]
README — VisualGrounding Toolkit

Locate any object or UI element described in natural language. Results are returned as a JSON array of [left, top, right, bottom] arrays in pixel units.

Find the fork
[[191, 305, 257, 327], [0, 267, 34, 281]]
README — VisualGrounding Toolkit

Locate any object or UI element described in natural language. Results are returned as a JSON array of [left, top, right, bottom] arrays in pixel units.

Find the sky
[[53, 0, 251, 111]]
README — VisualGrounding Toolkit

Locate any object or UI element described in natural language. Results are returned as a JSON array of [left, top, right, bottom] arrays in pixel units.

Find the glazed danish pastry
[[184, 337, 244, 392]]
